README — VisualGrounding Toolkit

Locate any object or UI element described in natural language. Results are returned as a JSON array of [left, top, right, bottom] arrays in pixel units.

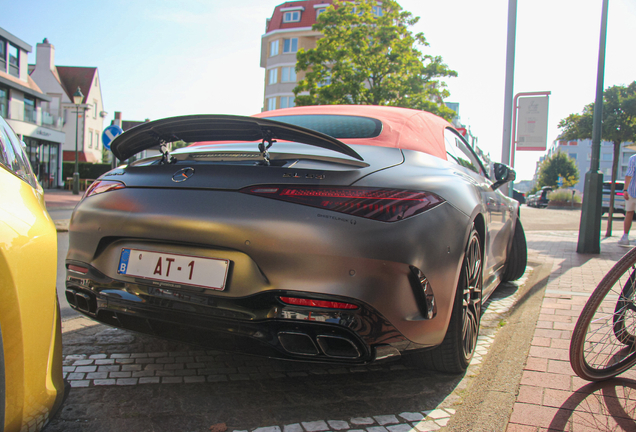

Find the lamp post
[[72, 87, 83, 195]]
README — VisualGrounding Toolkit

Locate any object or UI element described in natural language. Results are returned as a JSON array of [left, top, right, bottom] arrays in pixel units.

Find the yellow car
[[0, 116, 64, 431]]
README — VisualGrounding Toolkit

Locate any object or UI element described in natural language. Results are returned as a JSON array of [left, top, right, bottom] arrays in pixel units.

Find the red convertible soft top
[[253, 105, 451, 161]]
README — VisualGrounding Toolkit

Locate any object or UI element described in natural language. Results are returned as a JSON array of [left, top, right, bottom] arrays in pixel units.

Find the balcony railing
[[7, 99, 63, 130]]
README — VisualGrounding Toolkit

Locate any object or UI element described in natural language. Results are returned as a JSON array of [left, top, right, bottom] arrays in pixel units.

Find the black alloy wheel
[[461, 228, 482, 364]]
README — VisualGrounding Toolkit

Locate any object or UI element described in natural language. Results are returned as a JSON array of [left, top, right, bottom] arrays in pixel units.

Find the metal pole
[[500, 0, 517, 197], [72, 106, 80, 195], [577, 0, 609, 254]]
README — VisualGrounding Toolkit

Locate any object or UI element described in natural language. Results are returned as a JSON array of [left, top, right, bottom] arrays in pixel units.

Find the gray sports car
[[66, 105, 526, 373]]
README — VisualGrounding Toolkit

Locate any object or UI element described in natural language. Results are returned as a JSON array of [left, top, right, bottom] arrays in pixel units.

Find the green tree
[[537, 151, 579, 189], [558, 81, 636, 236], [293, 0, 457, 120]]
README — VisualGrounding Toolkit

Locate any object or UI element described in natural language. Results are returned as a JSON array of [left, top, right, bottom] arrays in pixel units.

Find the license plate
[[117, 248, 229, 290]]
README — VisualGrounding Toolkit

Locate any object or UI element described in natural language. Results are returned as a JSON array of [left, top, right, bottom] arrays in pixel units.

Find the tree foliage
[[293, 0, 457, 120], [537, 152, 579, 189], [558, 81, 636, 145], [558, 81, 636, 235]]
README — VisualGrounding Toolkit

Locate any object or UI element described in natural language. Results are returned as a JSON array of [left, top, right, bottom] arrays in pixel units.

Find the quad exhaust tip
[[277, 331, 361, 359]]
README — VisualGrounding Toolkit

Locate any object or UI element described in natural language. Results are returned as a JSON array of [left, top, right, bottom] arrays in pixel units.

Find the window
[[283, 11, 301, 22], [444, 128, 485, 176], [280, 96, 295, 109], [372, 6, 383, 16], [262, 114, 382, 138], [8, 44, 18, 77], [96, 131, 100, 150], [569, 153, 577, 160], [268, 68, 278, 85], [93, 101, 98, 119], [267, 98, 276, 111], [88, 129, 93, 149], [283, 38, 298, 53], [270, 40, 279, 57], [24, 96, 36, 123], [0, 86, 7, 118], [281, 67, 296, 82], [602, 153, 613, 161], [316, 8, 326, 17], [0, 39, 6, 72]]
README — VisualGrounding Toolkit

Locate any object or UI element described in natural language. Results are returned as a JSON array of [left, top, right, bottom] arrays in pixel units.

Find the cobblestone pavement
[[46, 230, 636, 431], [47, 269, 526, 432]]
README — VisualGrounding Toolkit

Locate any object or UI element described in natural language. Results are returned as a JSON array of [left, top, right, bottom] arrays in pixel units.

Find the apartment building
[[0, 28, 65, 189], [261, 0, 338, 112], [545, 139, 636, 193], [29, 39, 106, 166]]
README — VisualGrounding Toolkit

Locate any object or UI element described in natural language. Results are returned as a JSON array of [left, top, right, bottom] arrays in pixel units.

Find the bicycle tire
[[570, 245, 636, 381]]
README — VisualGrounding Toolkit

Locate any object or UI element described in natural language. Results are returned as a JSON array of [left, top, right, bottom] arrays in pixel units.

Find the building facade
[[261, 0, 339, 112], [0, 28, 65, 189], [29, 39, 106, 168], [544, 139, 636, 193]]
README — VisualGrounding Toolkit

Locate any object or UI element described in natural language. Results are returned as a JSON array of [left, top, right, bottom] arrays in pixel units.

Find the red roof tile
[[56, 66, 97, 102], [267, 0, 335, 33]]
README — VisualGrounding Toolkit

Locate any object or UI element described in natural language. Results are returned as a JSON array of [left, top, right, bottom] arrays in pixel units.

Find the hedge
[[62, 162, 113, 181]]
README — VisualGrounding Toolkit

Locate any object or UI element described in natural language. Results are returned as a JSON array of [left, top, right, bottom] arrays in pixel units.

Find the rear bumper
[[65, 265, 415, 364]]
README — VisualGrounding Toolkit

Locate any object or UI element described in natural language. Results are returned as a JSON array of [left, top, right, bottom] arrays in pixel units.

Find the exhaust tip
[[278, 331, 319, 356], [316, 335, 360, 359]]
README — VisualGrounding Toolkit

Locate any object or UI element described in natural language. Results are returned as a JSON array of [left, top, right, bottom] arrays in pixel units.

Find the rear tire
[[500, 220, 527, 282], [405, 226, 482, 373]]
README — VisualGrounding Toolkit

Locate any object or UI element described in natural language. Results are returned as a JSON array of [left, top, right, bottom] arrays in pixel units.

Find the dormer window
[[283, 11, 301, 22], [281, 6, 304, 23], [314, 3, 329, 18]]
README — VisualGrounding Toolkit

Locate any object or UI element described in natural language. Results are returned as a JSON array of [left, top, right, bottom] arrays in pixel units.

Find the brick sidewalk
[[507, 232, 636, 431], [43, 189, 83, 209]]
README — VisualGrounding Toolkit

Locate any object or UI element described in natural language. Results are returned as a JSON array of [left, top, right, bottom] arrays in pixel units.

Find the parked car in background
[[66, 105, 527, 374], [0, 115, 65, 432], [526, 193, 538, 207], [601, 180, 625, 215], [536, 186, 553, 208], [512, 189, 526, 205]]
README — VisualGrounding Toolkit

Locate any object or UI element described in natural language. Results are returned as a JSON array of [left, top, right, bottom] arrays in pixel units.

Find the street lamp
[[72, 87, 83, 195]]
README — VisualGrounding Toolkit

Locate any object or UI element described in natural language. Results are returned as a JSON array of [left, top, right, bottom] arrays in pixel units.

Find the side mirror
[[491, 162, 516, 190]]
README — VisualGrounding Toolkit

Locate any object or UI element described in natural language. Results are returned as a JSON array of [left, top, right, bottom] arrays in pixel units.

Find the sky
[[3, 0, 635, 181]]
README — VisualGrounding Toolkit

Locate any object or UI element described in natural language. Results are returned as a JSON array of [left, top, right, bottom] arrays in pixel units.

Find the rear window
[[262, 115, 383, 139]]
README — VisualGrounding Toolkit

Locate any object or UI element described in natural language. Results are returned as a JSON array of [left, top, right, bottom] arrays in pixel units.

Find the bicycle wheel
[[570, 246, 636, 381]]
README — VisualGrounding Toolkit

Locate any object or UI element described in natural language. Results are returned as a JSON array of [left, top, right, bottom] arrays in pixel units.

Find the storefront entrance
[[24, 137, 59, 189]]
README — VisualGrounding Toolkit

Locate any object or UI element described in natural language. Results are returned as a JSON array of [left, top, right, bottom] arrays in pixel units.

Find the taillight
[[279, 296, 359, 310], [83, 180, 126, 199], [241, 186, 444, 222]]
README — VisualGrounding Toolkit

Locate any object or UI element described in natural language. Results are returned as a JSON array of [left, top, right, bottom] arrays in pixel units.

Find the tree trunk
[[605, 141, 622, 237]]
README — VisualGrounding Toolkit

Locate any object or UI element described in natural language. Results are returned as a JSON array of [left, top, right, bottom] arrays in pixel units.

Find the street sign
[[102, 125, 123, 150], [516, 95, 550, 152]]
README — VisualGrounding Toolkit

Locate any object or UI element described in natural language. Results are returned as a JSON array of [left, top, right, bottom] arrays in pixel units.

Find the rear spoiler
[[110, 115, 363, 161]]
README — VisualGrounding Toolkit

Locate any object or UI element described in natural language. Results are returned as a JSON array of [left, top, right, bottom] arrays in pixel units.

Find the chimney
[[36, 38, 55, 72]]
